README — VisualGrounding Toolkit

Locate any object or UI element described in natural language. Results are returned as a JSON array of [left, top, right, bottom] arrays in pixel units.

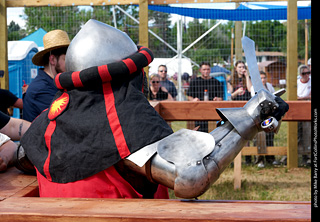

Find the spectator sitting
[[0, 73, 23, 115], [148, 74, 173, 101], [23, 30, 70, 122], [0, 111, 31, 172], [158, 65, 177, 100]]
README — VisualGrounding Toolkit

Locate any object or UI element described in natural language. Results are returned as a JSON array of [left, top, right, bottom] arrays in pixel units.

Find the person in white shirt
[[250, 71, 275, 97], [297, 65, 311, 101], [297, 64, 311, 166]]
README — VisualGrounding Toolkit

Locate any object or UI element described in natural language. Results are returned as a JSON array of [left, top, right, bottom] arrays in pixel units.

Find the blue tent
[[211, 65, 231, 74], [20, 28, 47, 47]]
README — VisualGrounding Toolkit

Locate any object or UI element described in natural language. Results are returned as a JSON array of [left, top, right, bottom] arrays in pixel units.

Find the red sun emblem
[[48, 93, 69, 120]]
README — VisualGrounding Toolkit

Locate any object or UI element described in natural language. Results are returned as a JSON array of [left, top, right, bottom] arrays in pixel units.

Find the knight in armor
[[19, 19, 289, 199]]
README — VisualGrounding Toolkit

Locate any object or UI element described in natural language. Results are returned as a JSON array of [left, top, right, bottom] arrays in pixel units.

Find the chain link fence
[[6, 2, 311, 166]]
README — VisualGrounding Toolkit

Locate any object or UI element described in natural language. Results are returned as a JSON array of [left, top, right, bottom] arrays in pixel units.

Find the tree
[[23, 6, 82, 38], [22, 5, 140, 42], [246, 20, 286, 52], [7, 20, 26, 40], [148, 8, 173, 57]]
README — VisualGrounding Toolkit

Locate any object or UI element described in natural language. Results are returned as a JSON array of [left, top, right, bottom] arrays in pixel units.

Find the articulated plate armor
[[124, 88, 285, 198]]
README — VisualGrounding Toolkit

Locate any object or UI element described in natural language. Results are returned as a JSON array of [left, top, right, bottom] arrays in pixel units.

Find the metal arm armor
[[123, 89, 285, 198]]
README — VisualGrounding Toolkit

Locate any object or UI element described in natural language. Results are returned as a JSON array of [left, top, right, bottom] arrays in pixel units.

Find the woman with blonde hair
[[148, 74, 173, 101]]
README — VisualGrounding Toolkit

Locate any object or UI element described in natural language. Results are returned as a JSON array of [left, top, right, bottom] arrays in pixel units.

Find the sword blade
[[242, 36, 264, 92]]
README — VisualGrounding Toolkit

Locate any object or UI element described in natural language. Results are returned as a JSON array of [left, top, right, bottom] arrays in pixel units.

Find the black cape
[[21, 46, 173, 183]]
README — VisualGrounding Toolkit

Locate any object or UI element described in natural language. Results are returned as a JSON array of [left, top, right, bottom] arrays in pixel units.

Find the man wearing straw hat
[[23, 30, 70, 122]]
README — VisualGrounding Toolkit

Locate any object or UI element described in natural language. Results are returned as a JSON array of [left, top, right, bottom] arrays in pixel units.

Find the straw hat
[[32, 29, 70, 66]]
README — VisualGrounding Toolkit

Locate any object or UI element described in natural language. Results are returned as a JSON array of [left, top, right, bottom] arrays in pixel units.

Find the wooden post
[[233, 3, 242, 190], [234, 152, 242, 190], [230, 27, 234, 67], [304, 19, 308, 65], [139, 0, 148, 48], [139, 0, 149, 79], [234, 21, 242, 62], [0, 0, 8, 89], [286, 0, 298, 169]]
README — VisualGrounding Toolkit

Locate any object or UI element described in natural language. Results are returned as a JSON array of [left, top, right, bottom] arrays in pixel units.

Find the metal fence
[[6, 2, 311, 166]]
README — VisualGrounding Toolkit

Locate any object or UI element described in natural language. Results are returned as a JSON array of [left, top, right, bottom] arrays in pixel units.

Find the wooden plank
[[241, 146, 287, 156], [283, 101, 311, 121], [287, 0, 298, 169], [139, 0, 149, 76], [139, 0, 148, 48], [0, 197, 311, 222], [233, 152, 242, 190], [0, 167, 38, 200], [234, 14, 242, 61], [6, 0, 139, 7], [0, 0, 8, 90], [159, 101, 246, 121], [157, 101, 311, 121]]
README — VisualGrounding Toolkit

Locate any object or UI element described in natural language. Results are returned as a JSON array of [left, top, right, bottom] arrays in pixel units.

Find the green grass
[[169, 165, 311, 201]]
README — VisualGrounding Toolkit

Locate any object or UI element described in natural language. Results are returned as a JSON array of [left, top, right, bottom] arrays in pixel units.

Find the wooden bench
[[0, 162, 311, 222], [0, 197, 311, 222], [0, 167, 38, 200]]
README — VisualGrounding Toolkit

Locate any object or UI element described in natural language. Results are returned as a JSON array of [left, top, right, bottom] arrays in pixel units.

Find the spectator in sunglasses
[[148, 74, 173, 101], [297, 64, 311, 101], [297, 64, 311, 166], [158, 65, 177, 100]]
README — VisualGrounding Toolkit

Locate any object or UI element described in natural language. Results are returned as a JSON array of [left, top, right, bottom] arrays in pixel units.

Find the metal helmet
[[65, 19, 137, 72]]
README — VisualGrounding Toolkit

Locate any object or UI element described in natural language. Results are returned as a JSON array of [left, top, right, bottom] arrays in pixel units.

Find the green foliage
[[7, 21, 26, 40]]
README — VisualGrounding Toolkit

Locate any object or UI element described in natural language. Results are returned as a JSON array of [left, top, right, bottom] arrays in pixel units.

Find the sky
[[7, 1, 311, 28]]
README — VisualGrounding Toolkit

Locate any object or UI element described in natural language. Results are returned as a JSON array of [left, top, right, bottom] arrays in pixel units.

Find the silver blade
[[242, 36, 264, 92]]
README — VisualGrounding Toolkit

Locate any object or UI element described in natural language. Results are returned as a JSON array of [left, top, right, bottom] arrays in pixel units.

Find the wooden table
[[0, 167, 38, 200], [0, 167, 311, 222]]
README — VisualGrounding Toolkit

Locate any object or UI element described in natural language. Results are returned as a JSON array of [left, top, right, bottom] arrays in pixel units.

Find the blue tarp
[[147, 5, 311, 21], [20, 28, 47, 47], [211, 66, 231, 74]]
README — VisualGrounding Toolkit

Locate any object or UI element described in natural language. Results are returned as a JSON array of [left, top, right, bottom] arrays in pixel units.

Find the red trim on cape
[[55, 73, 63, 89], [43, 120, 57, 181], [98, 65, 112, 82], [122, 58, 137, 74], [102, 82, 130, 159], [71, 71, 83, 87], [139, 49, 153, 64]]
